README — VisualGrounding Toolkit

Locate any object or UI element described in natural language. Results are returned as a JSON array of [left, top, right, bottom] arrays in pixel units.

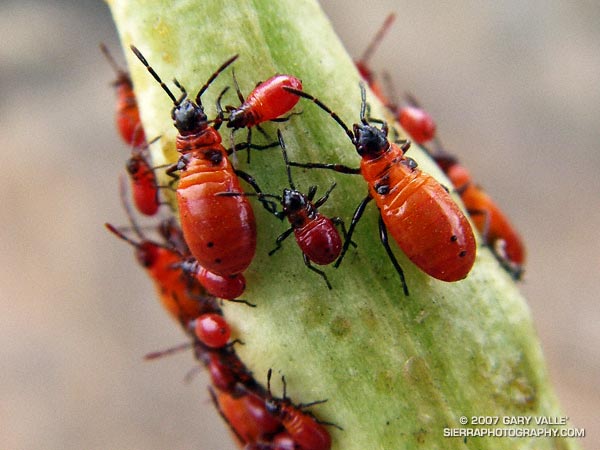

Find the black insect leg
[[312, 182, 337, 208], [268, 227, 294, 256], [302, 253, 332, 290], [235, 169, 278, 214], [334, 195, 373, 268], [378, 215, 409, 296], [331, 216, 357, 248]]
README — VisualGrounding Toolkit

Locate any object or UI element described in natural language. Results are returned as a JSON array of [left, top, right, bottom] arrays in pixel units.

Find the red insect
[[181, 259, 247, 299], [193, 313, 231, 348], [105, 218, 214, 327], [219, 130, 347, 289], [218, 72, 303, 161], [397, 103, 436, 144], [100, 44, 146, 147], [271, 131, 345, 270], [265, 369, 334, 450], [433, 151, 525, 278], [131, 46, 264, 277], [284, 84, 476, 294], [126, 142, 161, 216], [354, 13, 396, 107], [211, 387, 283, 445]]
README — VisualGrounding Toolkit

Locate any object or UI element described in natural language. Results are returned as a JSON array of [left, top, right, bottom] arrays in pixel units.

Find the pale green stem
[[107, 1, 579, 449]]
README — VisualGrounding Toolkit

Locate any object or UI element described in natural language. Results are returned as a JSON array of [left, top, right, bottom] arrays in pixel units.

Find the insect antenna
[[357, 13, 396, 66], [281, 374, 288, 400], [359, 82, 369, 125], [277, 130, 296, 190], [231, 68, 245, 103], [195, 54, 239, 105], [130, 45, 179, 104], [104, 222, 141, 248], [283, 87, 355, 144], [172, 78, 189, 104], [99, 43, 125, 76], [267, 368, 274, 397]]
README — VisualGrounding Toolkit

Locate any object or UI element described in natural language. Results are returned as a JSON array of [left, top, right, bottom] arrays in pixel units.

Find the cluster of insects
[[353, 14, 525, 278], [103, 13, 525, 450], [103, 44, 337, 449]]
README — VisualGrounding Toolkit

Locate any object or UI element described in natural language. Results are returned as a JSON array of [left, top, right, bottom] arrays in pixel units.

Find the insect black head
[[171, 99, 208, 133], [282, 188, 308, 214], [265, 397, 281, 416], [353, 122, 389, 157], [125, 157, 141, 175], [227, 108, 250, 130], [135, 241, 160, 268]]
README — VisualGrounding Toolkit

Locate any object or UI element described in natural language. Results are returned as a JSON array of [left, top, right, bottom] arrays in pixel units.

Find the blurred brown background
[[1, 0, 598, 449]]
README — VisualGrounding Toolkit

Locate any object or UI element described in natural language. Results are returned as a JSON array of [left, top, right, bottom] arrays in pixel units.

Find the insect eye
[[402, 157, 418, 170]]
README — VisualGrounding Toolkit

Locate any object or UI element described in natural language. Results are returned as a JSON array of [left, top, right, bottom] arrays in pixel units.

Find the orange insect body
[[176, 128, 256, 276], [270, 432, 296, 450], [446, 163, 525, 268], [277, 132, 343, 267], [131, 47, 258, 277], [361, 144, 476, 281]]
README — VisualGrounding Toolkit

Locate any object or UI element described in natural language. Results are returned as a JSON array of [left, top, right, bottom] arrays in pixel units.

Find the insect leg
[[378, 215, 409, 296], [229, 140, 280, 153], [268, 227, 294, 256], [245, 127, 254, 163], [225, 298, 257, 308], [331, 217, 357, 248], [302, 253, 332, 290], [334, 194, 373, 268], [234, 169, 279, 214], [313, 182, 337, 208]]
